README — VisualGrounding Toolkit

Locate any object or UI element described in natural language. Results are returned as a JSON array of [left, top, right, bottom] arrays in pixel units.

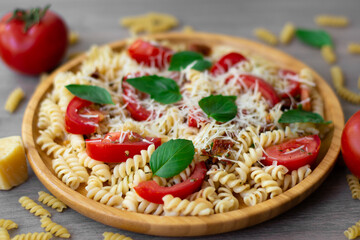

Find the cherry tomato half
[[86, 131, 161, 163], [210, 52, 247, 76], [128, 39, 173, 69], [65, 97, 104, 135], [134, 161, 207, 204], [227, 74, 280, 107], [341, 111, 360, 178], [278, 69, 301, 98], [187, 108, 209, 128], [122, 73, 154, 121], [262, 135, 321, 171], [0, 7, 68, 75]]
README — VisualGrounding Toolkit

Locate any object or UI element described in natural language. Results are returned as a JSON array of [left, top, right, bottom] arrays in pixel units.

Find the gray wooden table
[[1, 0, 359, 239]]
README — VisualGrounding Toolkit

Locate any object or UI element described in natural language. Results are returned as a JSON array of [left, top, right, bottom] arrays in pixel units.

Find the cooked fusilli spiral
[[52, 156, 82, 190], [40, 216, 70, 238], [19, 196, 51, 217], [213, 187, 239, 213], [163, 194, 214, 216], [38, 191, 67, 212], [263, 165, 289, 181], [250, 167, 282, 198], [78, 151, 111, 181], [241, 187, 268, 206], [207, 168, 250, 194], [85, 186, 123, 208], [281, 165, 312, 191]]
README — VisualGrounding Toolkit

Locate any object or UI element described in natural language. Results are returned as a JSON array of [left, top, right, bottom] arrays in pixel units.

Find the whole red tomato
[[341, 110, 360, 178], [0, 6, 68, 75]]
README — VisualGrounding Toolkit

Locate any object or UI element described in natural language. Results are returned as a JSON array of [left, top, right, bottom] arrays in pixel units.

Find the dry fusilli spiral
[[40, 216, 70, 238], [19, 196, 51, 217], [0, 219, 18, 230], [38, 191, 67, 212]]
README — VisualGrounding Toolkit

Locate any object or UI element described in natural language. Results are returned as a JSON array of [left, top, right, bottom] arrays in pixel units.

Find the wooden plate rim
[[22, 32, 344, 237]]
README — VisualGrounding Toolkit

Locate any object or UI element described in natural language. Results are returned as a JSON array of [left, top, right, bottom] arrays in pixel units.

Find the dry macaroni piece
[[68, 31, 79, 45], [315, 15, 349, 27], [348, 43, 360, 55], [279, 22, 295, 44], [321, 45, 336, 64], [35, 38, 326, 216], [4, 87, 25, 113], [120, 12, 178, 34], [253, 28, 278, 45]]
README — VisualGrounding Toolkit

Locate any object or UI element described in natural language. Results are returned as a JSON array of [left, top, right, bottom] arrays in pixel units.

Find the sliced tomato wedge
[[262, 135, 321, 171], [134, 161, 207, 204], [122, 72, 154, 121], [227, 74, 280, 107], [86, 131, 161, 162], [278, 69, 301, 98], [128, 39, 173, 69], [210, 52, 247, 76], [187, 108, 209, 128], [65, 97, 104, 135]]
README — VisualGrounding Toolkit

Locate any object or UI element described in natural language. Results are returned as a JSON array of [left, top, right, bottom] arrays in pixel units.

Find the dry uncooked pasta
[[0, 227, 10, 240], [321, 45, 336, 64], [38, 191, 68, 212], [279, 22, 295, 44], [0, 219, 18, 230], [253, 28, 278, 45], [68, 31, 79, 45], [4, 87, 25, 113], [315, 15, 349, 27], [40, 216, 70, 238], [348, 43, 360, 54], [35, 38, 325, 216], [18, 196, 51, 217], [103, 232, 133, 240], [344, 220, 360, 240], [331, 66, 360, 104], [12, 232, 53, 240], [346, 174, 360, 200], [120, 12, 178, 34]]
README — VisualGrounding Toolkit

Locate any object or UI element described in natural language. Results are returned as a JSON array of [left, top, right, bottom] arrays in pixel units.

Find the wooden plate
[[22, 32, 344, 237]]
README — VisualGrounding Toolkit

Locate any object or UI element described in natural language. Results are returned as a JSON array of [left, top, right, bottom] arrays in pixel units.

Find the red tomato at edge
[[0, 9, 68, 75], [341, 111, 360, 178]]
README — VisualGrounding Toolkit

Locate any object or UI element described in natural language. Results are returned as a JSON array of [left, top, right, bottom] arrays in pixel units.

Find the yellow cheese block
[[0, 136, 28, 190]]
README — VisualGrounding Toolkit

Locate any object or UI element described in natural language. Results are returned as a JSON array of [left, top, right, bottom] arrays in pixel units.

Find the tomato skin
[[262, 135, 321, 171], [341, 111, 360, 178], [278, 69, 301, 98], [128, 39, 173, 69], [86, 131, 161, 163], [134, 162, 207, 204], [228, 74, 280, 107], [210, 52, 247, 76], [65, 97, 102, 135], [187, 108, 209, 128], [0, 10, 68, 75]]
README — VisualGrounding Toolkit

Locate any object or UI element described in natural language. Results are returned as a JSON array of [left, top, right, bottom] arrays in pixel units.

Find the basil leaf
[[65, 84, 114, 104], [192, 59, 212, 71], [169, 51, 210, 71], [199, 95, 237, 122], [278, 108, 331, 124], [295, 29, 333, 48], [150, 139, 195, 178], [126, 75, 182, 104]]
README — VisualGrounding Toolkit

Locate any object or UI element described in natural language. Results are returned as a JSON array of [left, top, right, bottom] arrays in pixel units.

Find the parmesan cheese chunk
[[0, 136, 28, 190]]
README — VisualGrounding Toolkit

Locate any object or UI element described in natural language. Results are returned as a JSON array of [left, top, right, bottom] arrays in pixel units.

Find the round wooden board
[[22, 32, 344, 237]]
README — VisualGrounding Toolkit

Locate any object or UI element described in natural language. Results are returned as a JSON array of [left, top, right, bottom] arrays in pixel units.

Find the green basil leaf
[[169, 51, 207, 71], [295, 28, 333, 48], [278, 108, 331, 124], [192, 59, 212, 71], [65, 84, 114, 104], [150, 139, 195, 178], [199, 95, 237, 122], [126, 75, 182, 104]]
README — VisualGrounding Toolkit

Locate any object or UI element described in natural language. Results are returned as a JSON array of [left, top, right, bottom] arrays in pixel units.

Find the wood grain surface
[[1, 0, 360, 239]]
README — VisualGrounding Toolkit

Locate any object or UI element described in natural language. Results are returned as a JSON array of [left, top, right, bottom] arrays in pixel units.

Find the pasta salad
[[36, 37, 328, 216]]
